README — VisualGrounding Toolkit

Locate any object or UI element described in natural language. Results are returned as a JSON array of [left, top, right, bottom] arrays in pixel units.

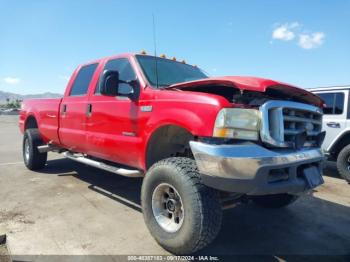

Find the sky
[[0, 0, 349, 94]]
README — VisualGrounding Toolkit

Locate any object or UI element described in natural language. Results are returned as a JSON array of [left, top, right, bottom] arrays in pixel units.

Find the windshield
[[136, 55, 208, 88]]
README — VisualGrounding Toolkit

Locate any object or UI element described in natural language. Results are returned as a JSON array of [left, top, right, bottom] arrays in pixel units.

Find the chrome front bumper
[[190, 141, 325, 195]]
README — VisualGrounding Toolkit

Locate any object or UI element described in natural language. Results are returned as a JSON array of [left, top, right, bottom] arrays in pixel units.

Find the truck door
[[59, 63, 99, 153], [85, 58, 141, 167], [315, 90, 348, 151]]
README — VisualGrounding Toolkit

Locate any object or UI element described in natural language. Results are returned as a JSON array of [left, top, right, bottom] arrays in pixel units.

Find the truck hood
[[168, 76, 323, 107]]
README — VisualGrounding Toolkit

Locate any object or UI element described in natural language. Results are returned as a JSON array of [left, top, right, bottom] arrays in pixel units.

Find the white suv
[[311, 86, 350, 182]]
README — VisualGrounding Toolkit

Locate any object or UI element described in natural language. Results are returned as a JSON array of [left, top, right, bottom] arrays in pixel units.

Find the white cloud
[[298, 32, 325, 49], [272, 22, 299, 41], [3, 77, 21, 85], [271, 22, 326, 50]]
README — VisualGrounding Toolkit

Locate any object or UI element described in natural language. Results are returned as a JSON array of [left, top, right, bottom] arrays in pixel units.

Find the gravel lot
[[0, 115, 349, 260]]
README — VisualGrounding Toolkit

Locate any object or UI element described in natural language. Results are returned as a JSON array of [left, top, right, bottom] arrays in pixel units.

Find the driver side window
[[95, 58, 136, 94]]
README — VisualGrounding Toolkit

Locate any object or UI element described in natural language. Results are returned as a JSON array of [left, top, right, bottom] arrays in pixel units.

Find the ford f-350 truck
[[19, 52, 325, 254]]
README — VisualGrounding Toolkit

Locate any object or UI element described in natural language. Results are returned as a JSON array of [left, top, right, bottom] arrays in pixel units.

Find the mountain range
[[0, 90, 62, 103]]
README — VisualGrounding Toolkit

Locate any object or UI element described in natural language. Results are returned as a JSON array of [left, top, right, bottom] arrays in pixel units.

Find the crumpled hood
[[168, 76, 323, 107]]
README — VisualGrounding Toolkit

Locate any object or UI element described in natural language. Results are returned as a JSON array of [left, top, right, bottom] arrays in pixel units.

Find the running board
[[63, 152, 143, 177]]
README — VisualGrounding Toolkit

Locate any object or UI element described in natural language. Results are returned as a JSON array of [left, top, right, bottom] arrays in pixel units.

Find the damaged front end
[[171, 76, 326, 195], [169, 77, 323, 108]]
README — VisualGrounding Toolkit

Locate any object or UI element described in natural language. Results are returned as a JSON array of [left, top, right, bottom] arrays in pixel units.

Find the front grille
[[260, 100, 323, 148], [283, 108, 322, 147]]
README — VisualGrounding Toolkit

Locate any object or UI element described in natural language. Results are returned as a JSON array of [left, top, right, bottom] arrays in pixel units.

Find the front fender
[[145, 108, 213, 137], [140, 106, 219, 170]]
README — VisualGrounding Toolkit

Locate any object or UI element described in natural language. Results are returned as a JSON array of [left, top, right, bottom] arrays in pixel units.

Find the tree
[[14, 99, 21, 108]]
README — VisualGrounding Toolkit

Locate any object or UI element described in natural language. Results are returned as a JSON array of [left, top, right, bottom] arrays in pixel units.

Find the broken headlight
[[213, 108, 260, 140]]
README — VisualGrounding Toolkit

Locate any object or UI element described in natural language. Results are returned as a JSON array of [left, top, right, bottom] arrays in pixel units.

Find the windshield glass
[[136, 55, 208, 88]]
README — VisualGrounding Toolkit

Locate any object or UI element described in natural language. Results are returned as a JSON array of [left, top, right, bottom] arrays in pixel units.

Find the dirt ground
[[0, 115, 349, 260]]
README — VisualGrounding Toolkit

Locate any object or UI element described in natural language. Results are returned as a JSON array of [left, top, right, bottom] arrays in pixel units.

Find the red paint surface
[[19, 53, 323, 170]]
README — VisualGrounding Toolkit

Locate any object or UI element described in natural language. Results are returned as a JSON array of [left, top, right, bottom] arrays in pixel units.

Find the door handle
[[326, 122, 340, 128], [61, 104, 67, 115], [86, 104, 92, 117]]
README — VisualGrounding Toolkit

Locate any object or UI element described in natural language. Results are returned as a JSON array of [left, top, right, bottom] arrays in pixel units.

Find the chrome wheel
[[347, 156, 350, 171], [151, 183, 184, 233], [24, 138, 30, 163]]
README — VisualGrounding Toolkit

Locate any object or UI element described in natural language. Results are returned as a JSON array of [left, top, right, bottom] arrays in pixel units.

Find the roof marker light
[[172, 57, 177, 61], [140, 50, 147, 55], [160, 54, 166, 58], [181, 60, 186, 64]]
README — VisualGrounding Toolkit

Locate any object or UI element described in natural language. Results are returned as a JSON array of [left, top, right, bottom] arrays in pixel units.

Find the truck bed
[[19, 98, 62, 144]]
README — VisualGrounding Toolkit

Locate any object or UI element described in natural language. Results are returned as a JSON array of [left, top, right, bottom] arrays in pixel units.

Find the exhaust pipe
[[37, 145, 50, 153], [37, 144, 60, 153]]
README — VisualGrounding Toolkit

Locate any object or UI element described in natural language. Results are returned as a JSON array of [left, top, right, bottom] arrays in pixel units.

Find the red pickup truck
[[19, 52, 325, 254]]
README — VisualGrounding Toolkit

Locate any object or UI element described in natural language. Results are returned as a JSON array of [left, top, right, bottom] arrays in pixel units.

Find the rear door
[[315, 90, 348, 151], [59, 63, 99, 152]]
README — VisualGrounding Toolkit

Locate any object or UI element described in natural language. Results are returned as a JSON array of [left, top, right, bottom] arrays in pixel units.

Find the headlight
[[213, 108, 260, 140]]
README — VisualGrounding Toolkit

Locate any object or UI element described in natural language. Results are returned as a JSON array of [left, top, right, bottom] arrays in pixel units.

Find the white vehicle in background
[[311, 86, 350, 183], [0, 108, 19, 115]]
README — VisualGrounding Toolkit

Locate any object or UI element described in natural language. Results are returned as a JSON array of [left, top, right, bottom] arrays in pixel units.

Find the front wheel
[[23, 129, 47, 170], [141, 157, 222, 255], [336, 145, 350, 183], [251, 194, 298, 208]]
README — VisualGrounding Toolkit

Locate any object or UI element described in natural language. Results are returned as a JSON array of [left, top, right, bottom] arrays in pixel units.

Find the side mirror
[[100, 70, 120, 96], [100, 70, 136, 98]]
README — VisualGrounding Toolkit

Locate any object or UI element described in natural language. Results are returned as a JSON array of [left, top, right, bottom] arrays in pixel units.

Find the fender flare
[[328, 128, 350, 154]]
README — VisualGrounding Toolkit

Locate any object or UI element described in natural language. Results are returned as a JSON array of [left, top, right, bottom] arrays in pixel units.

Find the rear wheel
[[141, 157, 222, 254], [23, 129, 47, 170], [336, 145, 350, 183], [251, 194, 298, 208]]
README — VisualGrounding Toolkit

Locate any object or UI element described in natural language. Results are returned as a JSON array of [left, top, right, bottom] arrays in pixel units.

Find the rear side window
[[317, 92, 344, 115], [70, 63, 98, 96], [95, 58, 136, 94]]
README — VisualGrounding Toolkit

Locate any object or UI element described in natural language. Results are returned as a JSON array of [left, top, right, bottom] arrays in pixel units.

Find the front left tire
[[23, 129, 47, 170], [141, 157, 222, 254]]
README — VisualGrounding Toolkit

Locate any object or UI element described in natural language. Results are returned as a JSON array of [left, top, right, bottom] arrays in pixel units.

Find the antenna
[[152, 14, 159, 89]]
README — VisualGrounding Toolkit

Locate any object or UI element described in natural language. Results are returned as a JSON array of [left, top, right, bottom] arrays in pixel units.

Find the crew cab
[[19, 52, 325, 254]]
